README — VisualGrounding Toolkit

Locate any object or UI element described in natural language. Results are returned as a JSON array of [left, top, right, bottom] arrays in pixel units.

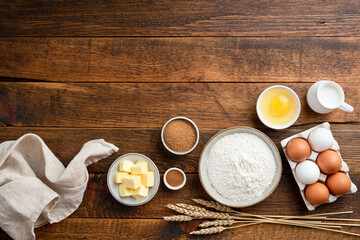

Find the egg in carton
[[280, 122, 357, 211]]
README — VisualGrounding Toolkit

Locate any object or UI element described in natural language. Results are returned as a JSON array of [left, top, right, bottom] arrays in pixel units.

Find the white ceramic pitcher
[[306, 81, 354, 114]]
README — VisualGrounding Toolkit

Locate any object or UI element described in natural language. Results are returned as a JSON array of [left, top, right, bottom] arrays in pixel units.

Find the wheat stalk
[[176, 203, 209, 213], [163, 215, 193, 222], [199, 219, 237, 228], [166, 204, 232, 219], [190, 226, 226, 235], [191, 198, 234, 212]]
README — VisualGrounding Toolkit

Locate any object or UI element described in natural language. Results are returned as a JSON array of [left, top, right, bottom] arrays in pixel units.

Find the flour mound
[[207, 133, 276, 201]]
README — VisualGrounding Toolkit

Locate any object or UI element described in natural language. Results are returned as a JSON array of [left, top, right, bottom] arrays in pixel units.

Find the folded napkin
[[0, 133, 118, 240]]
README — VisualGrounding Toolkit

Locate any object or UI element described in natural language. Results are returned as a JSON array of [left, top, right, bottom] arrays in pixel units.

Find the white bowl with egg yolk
[[256, 85, 301, 130], [107, 153, 160, 206]]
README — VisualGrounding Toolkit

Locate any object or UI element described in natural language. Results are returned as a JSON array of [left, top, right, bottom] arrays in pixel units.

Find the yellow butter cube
[[119, 184, 134, 197], [133, 185, 149, 198], [114, 171, 129, 184], [119, 160, 134, 173], [132, 161, 148, 175], [141, 171, 155, 187], [135, 196, 145, 202], [123, 175, 141, 189]]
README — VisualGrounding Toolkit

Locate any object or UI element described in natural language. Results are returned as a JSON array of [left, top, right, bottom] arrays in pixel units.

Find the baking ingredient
[[163, 119, 197, 152], [141, 171, 155, 187], [119, 184, 135, 197], [119, 160, 134, 172], [305, 182, 329, 205], [114, 171, 129, 184], [308, 127, 334, 152], [326, 172, 351, 195], [132, 161, 148, 174], [115, 159, 154, 200], [295, 160, 320, 185], [318, 84, 342, 108], [166, 169, 184, 187], [133, 185, 149, 199], [316, 150, 342, 174], [286, 138, 311, 162], [207, 133, 276, 201], [123, 175, 141, 189], [259, 87, 297, 126]]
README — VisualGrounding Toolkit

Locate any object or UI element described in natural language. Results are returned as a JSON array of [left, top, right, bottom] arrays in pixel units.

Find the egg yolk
[[270, 95, 290, 117]]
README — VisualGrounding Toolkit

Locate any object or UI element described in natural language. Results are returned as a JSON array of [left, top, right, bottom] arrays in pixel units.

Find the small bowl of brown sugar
[[164, 167, 186, 190], [161, 116, 199, 155]]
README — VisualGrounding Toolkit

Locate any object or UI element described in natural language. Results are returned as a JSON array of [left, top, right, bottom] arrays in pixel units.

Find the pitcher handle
[[339, 102, 354, 113]]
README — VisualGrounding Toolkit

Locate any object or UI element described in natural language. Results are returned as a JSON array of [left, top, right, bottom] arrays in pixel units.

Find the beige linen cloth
[[0, 133, 119, 240]]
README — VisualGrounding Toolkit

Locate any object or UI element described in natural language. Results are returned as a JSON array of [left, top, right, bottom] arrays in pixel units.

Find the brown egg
[[316, 150, 342, 174], [326, 172, 351, 195], [286, 138, 311, 162], [305, 182, 329, 205]]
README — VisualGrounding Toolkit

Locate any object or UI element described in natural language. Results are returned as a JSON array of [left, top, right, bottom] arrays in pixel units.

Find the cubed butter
[[141, 171, 155, 187], [135, 196, 145, 202], [133, 185, 149, 198], [119, 160, 134, 173], [119, 184, 134, 197], [114, 171, 129, 184], [132, 161, 148, 174], [123, 175, 141, 189]]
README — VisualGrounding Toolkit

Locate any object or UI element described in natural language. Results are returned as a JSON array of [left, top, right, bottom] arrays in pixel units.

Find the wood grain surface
[[1, 0, 360, 37], [0, 125, 359, 174], [1, 0, 360, 239], [1, 37, 360, 82], [0, 82, 359, 128], [74, 173, 359, 219]]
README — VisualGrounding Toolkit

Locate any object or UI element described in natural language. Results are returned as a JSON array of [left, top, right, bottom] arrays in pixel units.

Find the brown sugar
[[166, 169, 184, 187], [163, 119, 197, 152]]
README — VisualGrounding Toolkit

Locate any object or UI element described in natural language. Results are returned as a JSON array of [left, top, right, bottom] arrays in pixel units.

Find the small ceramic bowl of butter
[[107, 153, 160, 206], [256, 85, 301, 130]]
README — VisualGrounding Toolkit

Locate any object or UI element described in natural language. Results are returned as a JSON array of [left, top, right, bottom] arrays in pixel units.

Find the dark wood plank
[[0, 124, 360, 174], [1, 174, 359, 239], [1, 1, 360, 36], [31, 219, 360, 240], [0, 82, 359, 128], [1, 37, 360, 83], [73, 173, 360, 219], [3, 218, 359, 240]]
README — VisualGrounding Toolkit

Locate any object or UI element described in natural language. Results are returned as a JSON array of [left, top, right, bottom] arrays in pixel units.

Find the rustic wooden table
[[1, 1, 360, 239]]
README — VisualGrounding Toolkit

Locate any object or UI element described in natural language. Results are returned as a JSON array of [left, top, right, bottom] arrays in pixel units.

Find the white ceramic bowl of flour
[[199, 127, 282, 208]]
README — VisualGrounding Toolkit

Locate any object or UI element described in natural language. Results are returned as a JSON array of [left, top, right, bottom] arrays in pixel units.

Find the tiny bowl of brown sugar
[[164, 167, 186, 190], [161, 116, 199, 155]]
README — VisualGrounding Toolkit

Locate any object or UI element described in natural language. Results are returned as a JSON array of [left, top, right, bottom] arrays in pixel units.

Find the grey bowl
[[107, 153, 160, 206], [199, 127, 282, 208]]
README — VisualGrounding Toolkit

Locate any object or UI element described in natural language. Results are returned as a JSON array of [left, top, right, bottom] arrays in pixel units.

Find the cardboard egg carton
[[280, 122, 357, 211]]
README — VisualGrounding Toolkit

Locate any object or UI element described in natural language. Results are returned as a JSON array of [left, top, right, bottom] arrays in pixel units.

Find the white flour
[[207, 133, 276, 201]]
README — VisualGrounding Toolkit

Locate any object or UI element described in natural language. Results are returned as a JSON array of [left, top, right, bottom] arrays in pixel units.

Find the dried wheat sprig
[[199, 219, 237, 228], [191, 222, 259, 235], [166, 204, 232, 219], [191, 198, 234, 212], [189, 226, 227, 235], [163, 215, 193, 222], [166, 204, 193, 215], [192, 220, 360, 237], [176, 203, 209, 213], [309, 211, 353, 217]]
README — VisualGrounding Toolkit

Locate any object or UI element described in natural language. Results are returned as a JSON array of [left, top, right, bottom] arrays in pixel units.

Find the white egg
[[295, 160, 320, 185], [308, 127, 334, 152]]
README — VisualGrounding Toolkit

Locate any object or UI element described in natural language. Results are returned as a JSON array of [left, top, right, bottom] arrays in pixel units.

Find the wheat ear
[[190, 226, 226, 235], [176, 203, 209, 212], [166, 204, 232, 219], [191, 198, 234, 212], [199, 219, 236, 228], [163, 215, 193, 222]]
